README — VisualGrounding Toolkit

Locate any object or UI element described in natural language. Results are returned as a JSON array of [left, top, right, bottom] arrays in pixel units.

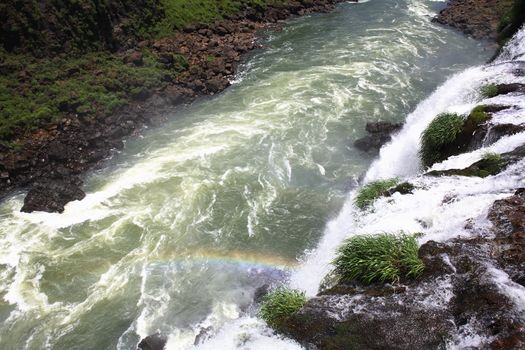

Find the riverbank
[[0, 0, 348, 213], [434, 0, 524, 43]]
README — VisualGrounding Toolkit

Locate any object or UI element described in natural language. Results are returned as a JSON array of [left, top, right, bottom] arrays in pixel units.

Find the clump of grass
[[420, 113, 465, 167], [477, 151, 505, 177], [258, 287, 307, 328], [332, 233, 424, 284], [468, 105, 490, 125], [355, 178, 399, 210], [482, 151, 502, 163], [480, 84, 499, 98]]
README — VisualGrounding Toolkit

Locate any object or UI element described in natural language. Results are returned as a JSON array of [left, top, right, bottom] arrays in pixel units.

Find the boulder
[[21, 176, 85, 213], [137, 333, 167, 350], [354, 121, 403, 153]]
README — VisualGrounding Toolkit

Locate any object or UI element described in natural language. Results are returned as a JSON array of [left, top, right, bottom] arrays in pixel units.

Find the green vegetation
[[258, 287, 307, 328], [0, 49, 177, 139], [0, 0, 298, 141], [156, 0, 285, 36], [480, 84, 499, 98], [332, 233, 424, 284], [426, 151, 506, 178], [354, 179, 399, 210], [498, 0, 525, 43], [477, 152, 505, 177], [420, 113, 464, 167], [468, 105, 490, 125], [482, 151, 502, 163]]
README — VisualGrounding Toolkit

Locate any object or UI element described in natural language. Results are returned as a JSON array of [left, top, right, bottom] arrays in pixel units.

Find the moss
[[258, 287, 307, 329], [426, 152, 506, 178], [480, 84, 499, 98], [354, 178, 399, 210], [420, 113, 465, 167], [332, 233, 424, 284], [0, 49, 171, 139]]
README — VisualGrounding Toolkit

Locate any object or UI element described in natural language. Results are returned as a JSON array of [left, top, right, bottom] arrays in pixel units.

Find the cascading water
[[0, 0, 513, 349], [290, 24, 525, 349]]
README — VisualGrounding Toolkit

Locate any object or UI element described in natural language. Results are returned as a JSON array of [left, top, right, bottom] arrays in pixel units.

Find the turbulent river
[[0, 0, 501, 349]]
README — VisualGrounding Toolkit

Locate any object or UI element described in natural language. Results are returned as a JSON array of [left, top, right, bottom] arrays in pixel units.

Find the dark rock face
[[494, 83, 525, 96], [21, 176, 85, 213], [485, 123, 525, 145], [488, 188, 525, 287], [427, 144, 525, 178], [433, 0, 514, 40], [354, 121, 403, 153], [137, 333, 167, 350], [279, 191, 525, 349]]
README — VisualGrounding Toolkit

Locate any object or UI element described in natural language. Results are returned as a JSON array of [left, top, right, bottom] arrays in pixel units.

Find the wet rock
[[281, 292, 453, 350], [354, 121, 403, 152], [137, 333, 167, 350], [253, 284, 271, 304], [194, 326, 213, 346], [486, 123, 525, 145], [494, 83, 525, 96], [427, 144, 525, 178], [488, 189, 525, 286], [21, 176, 85, 213], [382, 182, 415, 197], [365, 121, 403, 134]]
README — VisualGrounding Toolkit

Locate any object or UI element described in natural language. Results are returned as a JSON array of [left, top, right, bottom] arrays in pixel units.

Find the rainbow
[[149, 249, 299, 271]]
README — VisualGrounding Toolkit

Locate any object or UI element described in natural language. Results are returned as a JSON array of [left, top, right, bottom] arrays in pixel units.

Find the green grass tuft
[[480, 84, 499, 98], [482, 151, 502, 163], [332, 233, 424, 284], [354, 179, 399, 210], [468, 105, 490, 125], [420, 113, 465, 167], [258, 287, 307, 328]]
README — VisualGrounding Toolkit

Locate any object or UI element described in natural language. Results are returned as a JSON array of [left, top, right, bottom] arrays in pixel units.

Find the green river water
[[0, 0, 492, 349]]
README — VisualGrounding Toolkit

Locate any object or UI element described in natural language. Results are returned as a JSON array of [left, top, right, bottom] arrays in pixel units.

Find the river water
[[0, 0, 494, 349]]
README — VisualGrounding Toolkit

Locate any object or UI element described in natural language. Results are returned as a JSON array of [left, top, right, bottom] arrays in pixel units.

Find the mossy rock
[[354, 178, 399, 210], [427, 144, 525, 178]]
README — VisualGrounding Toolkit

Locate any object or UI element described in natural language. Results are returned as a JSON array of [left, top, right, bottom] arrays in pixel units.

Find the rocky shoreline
[[0, 0, 349, 213], [433, 0, 514, 41]]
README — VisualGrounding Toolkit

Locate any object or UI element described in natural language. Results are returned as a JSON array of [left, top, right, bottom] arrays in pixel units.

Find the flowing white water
[[292, 23, 525, 339], [0, 1, 503, 349]]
